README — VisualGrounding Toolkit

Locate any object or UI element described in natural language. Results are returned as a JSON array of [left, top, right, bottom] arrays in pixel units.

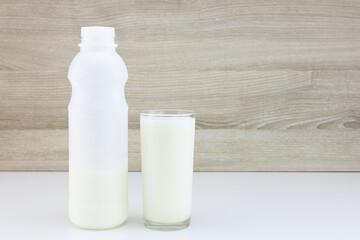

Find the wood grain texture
[[0, 0, 360, 72], [0, 0, 359, 171], [1, 129, 359, 171], [1, 71, 360, 130]]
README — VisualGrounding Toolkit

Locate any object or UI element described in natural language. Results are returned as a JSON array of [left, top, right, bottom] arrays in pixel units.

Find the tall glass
[[141, 110, 195, 230]]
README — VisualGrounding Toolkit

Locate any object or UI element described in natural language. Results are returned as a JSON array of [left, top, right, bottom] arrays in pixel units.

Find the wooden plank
[[1, 129, 359, 171], [1, 71, 359, 130], [0, 72, 69, 130], [0, 0, 359, 72], [128, 70, 360, 130], [0, 130, 68, 171]]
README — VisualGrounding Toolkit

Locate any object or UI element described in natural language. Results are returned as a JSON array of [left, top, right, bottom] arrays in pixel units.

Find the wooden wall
[[0, 0, 359, 171]]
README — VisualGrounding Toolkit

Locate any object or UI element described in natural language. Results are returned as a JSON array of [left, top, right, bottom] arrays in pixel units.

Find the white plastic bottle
[[68, 27, 128, 229]]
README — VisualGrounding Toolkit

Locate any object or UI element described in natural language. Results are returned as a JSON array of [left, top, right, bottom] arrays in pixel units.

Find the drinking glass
[[140, 110, 195, 230]]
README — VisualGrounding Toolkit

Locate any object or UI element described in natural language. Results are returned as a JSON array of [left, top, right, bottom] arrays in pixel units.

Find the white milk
[[69, 169, 128, 229], [141, 114, 195, 223]]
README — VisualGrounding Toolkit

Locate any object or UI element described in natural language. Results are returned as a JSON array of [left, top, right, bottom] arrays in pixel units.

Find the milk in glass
[[141, 110, 195, 230]]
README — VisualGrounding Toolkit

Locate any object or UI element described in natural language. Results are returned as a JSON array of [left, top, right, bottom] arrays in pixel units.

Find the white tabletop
[[0, 172, 360, 240]]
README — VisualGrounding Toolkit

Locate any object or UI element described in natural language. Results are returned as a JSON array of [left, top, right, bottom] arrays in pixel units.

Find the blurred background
[[0, 0, 359, 171]]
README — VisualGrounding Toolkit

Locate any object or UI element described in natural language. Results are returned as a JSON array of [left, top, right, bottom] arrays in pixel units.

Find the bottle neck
[[79, 34, 117, 51], [79, 43, 117, 52]]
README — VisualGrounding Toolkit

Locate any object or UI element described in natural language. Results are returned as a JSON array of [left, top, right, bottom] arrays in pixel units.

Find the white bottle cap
[[80, 26, 116, 45]]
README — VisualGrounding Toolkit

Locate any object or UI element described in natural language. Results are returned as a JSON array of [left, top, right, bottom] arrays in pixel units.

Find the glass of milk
[[141, 110, 195, 230]]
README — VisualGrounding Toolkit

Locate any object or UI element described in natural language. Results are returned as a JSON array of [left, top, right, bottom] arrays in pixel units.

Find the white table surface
[[0, 172, 360, 240]]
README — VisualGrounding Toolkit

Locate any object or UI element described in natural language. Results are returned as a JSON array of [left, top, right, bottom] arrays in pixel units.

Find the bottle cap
[[81, 26, 115, 45]]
